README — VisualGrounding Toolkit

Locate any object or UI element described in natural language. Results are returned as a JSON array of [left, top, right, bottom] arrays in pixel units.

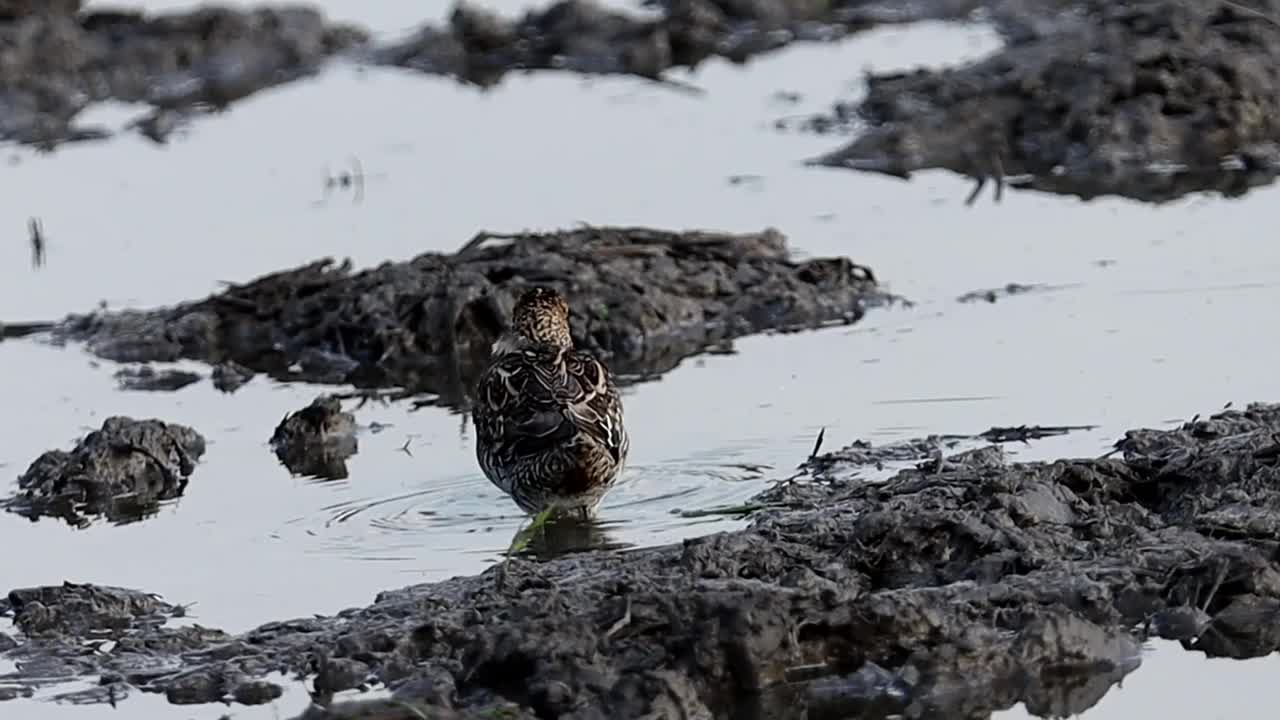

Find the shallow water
[[1, 2, 1279, 718]]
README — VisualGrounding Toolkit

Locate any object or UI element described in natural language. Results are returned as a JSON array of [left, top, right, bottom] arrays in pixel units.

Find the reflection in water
[[517, 514, 630, 560], [757, 653, 1140, 720], [3, 489, 182, 530], [281, 456, 773, 567], [271, 433, 359, 481]]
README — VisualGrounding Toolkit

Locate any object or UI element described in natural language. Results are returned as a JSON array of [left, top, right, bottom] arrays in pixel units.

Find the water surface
[[1, 4, 1278, 718]]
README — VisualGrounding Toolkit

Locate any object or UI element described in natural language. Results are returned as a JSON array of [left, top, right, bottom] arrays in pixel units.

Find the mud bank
[[43, 225, 890, 408], [2, 417, 205, 528], [805, 0, 1280, 203], [0, 0, 978, 148], [0, 3, 365, 147], [370, 0, 979, 89], [7, 402, 1280, 716]]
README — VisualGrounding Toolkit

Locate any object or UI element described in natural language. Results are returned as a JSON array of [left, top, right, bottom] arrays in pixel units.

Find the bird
[[472, 286, 630, 518]]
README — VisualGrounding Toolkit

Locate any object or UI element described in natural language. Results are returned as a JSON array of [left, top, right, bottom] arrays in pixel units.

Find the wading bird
[[472, 286, 629, 518]]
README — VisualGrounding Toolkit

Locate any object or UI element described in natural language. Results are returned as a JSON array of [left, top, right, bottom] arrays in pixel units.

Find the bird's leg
[[496, 507, 555, 591]]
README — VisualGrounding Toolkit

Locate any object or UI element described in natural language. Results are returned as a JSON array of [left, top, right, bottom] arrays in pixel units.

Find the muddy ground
[[0, 4, 366, 147], [1, 416, 206, 528], [11, 0, 1280, 202], [802, 0, 1280, 202], [5, 402, 1280, 717], [37, 225, 889, 409], [0, 0, 968, 147]]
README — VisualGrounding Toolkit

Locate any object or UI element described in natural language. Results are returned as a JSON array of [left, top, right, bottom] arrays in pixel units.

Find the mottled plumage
[[473, 287, 629, 516]]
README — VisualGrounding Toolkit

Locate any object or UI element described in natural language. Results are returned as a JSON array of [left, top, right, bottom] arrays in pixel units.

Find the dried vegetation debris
[[2, 417, 205, 527], [806, 0, 1280, 202], [6, 403, 1280, 716], [50, 225, 890, 408]]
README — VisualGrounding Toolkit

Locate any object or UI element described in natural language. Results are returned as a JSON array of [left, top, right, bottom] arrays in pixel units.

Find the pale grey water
[[1, 2, 1279, 717]]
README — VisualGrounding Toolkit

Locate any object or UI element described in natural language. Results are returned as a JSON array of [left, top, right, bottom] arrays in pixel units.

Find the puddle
[[996, 642, 1280, 720], [2, 672, 316, 720], [1, 6, 1279, 720]]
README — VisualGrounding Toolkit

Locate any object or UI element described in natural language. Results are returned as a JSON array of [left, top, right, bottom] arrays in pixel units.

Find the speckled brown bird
[[472, 286, 629, 517]]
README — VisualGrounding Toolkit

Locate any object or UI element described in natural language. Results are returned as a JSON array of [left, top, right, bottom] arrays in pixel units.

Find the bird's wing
[[473, 346, 579, 460], [564, 349, 627, 464]]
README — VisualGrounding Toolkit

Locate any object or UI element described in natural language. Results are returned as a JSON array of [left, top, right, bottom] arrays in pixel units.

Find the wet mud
[[369, 0, 976, 89], [0, 0, 968, 148], [0, 3, 366, 147], [270, 395, 359, 481], [2, 417, 205, 528], [15, 0, 1280, 206], [42, 225, 890, 409], [805, 0, 1280, 203], [8, 402, 1280, 717]]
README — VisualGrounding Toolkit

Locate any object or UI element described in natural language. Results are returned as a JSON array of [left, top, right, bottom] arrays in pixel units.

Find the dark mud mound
[[9, 402, 1280, 716], [2, 416, 205, 527], [807, 0, 1280, 203], [50, 225, 890, 408], [270, 395, 359, 480], [0, 4, 365, 147], [374, 0, 983, 88]]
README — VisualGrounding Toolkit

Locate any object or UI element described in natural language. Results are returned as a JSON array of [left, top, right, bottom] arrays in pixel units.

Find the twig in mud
[[330, 388, 417, 407], [1200, 559, 1230, 614], [637, 73, 706, 97], [978, 424, 1098, 444], [809, 427, 826, 460], [1221, 0, 1280, 27], [675, 502, 787, 519], [784, 663, 833, 683], [605, 597, 632, 639], [29, 217, 45, 269], [0, 320, 55, 341], [455, 229, 530, 256]]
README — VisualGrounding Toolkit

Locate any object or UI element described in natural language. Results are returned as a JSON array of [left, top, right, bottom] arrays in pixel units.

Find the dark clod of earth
[[2, 417, 205, 528], [6, 403, 1280, 717], [211, 360, 257, 393], [270, 395, 359, 481], [804, 0, 1280, 202], [40, 225, 890, 410]]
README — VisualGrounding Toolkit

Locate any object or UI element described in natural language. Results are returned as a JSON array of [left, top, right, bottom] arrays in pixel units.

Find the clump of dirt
[[7, 402, 1280, 716], [211, 360, 256, 393], [8, 582, 176, 638], [804, 0, 1280, 203], [270, 395, 359, 480], [45, 225, 891, 409], [2, 417, 205, 527]]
